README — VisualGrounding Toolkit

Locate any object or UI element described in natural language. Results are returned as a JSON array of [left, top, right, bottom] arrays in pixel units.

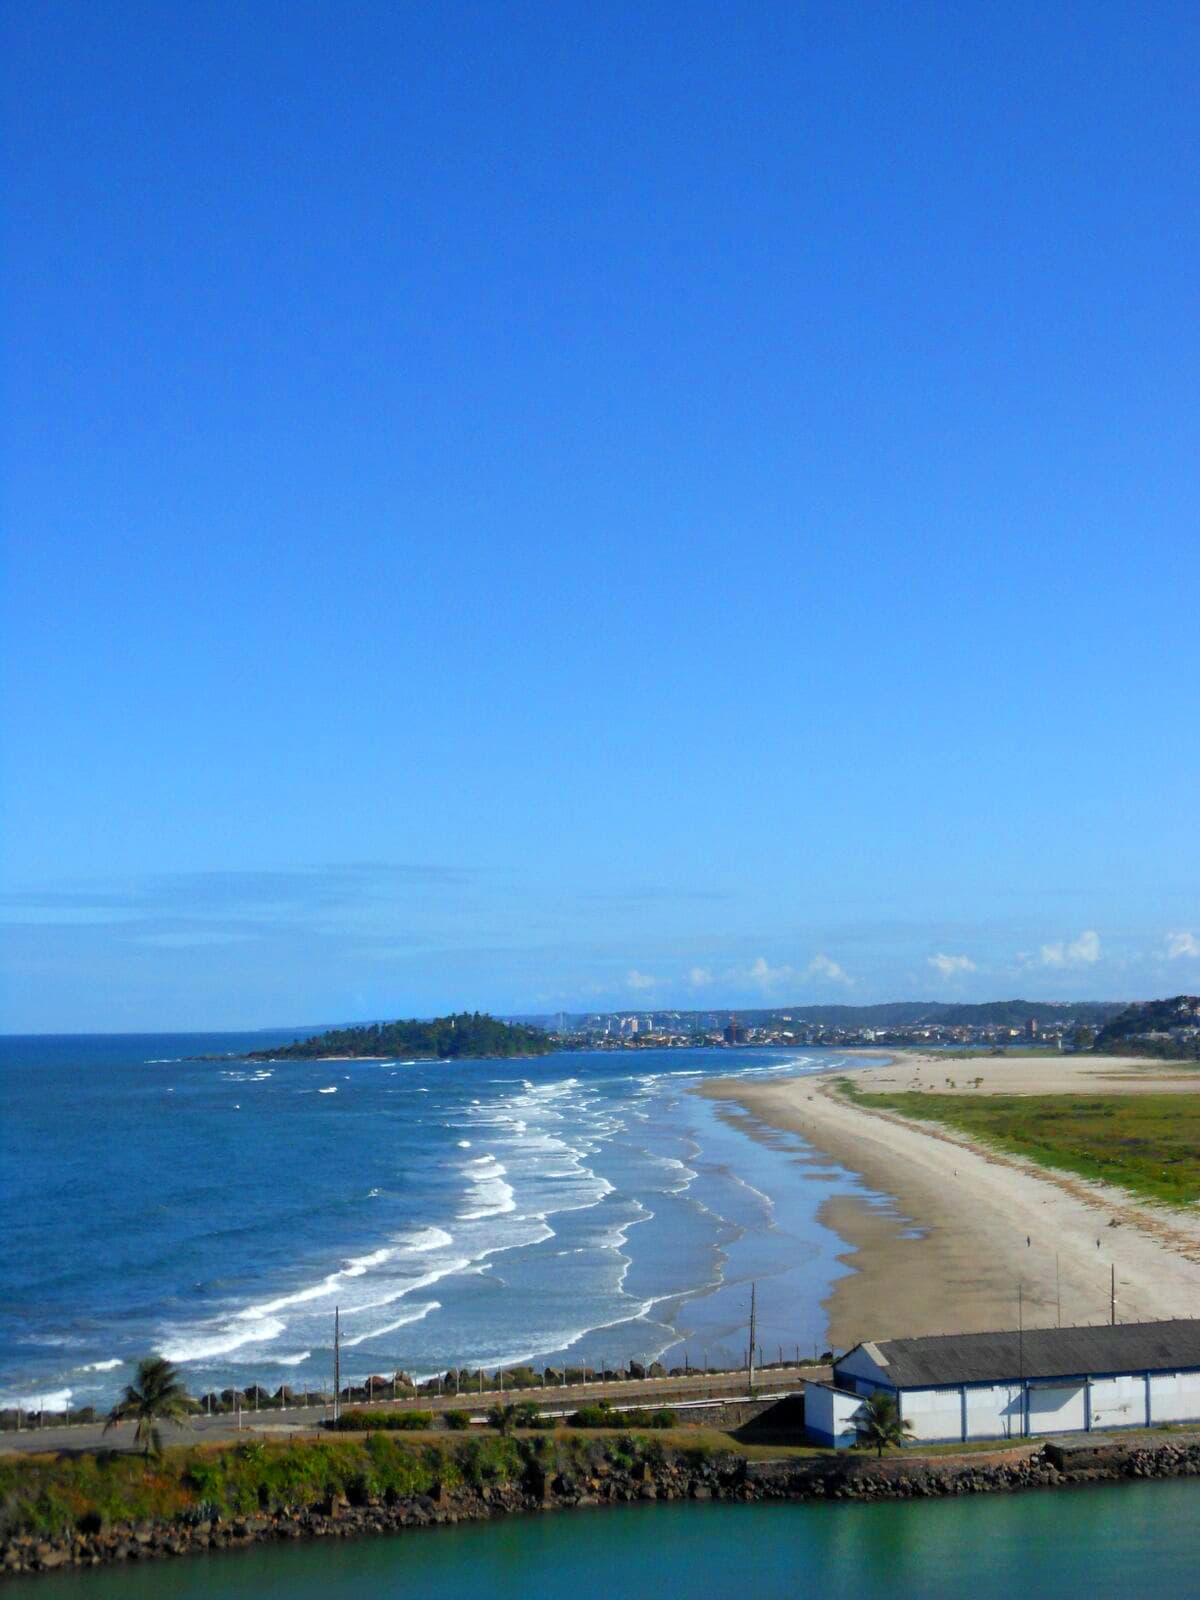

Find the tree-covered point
[[1094, 995, 1200, 1060], [248, 1012, 557, 1061]]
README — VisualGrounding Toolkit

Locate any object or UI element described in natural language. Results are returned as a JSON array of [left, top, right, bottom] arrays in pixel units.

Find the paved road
[[0, 1366, 828, 1456]]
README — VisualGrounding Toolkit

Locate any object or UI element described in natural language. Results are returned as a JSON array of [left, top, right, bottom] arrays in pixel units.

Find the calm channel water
[[15, 1482, 1200, 1599]]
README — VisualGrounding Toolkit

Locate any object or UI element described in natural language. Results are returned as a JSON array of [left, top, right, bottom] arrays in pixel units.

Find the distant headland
[[244, 1011, 556, 1061]]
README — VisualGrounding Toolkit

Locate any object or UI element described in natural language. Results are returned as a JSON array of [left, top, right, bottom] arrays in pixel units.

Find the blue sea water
[[0, 1034, 877, 1410]]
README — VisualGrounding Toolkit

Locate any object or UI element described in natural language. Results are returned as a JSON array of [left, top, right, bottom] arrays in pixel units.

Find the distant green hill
[[248, 1011, 556, 1061], [1094, 995, 1200, 1060]]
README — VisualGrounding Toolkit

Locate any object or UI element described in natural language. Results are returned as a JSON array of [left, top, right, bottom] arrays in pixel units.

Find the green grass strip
[[842, 1088, 1200, 1207]]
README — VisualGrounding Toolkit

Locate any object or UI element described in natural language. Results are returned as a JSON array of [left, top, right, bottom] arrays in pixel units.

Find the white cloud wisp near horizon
[[1039, 929, 1101, 968], [928, 952, 976, 977]]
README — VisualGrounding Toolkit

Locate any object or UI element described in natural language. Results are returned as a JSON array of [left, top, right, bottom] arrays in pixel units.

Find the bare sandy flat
[[845, 1047, 1200, 1095], [699, 1053, 1200, 1354]]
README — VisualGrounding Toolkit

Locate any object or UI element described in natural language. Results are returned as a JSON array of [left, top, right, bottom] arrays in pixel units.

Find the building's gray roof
[[842, 1320, 1200, 1388]]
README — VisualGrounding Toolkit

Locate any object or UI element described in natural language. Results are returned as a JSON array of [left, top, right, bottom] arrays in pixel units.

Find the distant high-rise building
[[1024, 1017, 1040, 1039]]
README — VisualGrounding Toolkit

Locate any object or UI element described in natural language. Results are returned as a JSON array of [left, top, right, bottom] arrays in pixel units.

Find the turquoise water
[[13, 1484, 1200, 1598]]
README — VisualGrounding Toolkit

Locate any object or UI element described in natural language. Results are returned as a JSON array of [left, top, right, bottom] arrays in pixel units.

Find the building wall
[[822, 1345, 1200, 1447], [805, 1382, 865, 1448], [1027, 1382, 1087, 1435], [835, 1348, 889, 1389], [897, 1386, 963, 1442], [1090, 1374, 1147, 1430], [1149, 1369, 1200, 1423], [965, 1382, 1024, 1439]]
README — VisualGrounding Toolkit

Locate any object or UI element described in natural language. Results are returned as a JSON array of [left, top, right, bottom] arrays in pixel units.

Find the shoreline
[[699, 1053, 1200, 1352]]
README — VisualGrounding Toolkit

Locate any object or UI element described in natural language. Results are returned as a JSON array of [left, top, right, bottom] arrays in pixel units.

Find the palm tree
[[104, 1357, 193, 1457], [487, 1400, 541, 1435], [854, 1391, 912, 1457]]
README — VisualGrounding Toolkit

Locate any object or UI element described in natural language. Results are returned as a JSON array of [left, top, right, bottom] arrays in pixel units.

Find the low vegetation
[[567, 1401, 677, 1429], [0, 1430, 716, 1538], [840, 1083, 1200, 1206], [325, 1409, 435, 1432]]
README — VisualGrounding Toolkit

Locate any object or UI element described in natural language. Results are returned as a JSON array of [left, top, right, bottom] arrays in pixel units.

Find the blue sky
[[2, 1, 1197, 1031]]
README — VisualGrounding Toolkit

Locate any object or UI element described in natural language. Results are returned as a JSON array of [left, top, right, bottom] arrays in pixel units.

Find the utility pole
[[1017, 1282, 1025, 1436], [1111, 1264, 1116, 1325], [1056, 1254, 1062, 1328], [333, 1306, 341, 1424], [748, 1283, 757, 1395]]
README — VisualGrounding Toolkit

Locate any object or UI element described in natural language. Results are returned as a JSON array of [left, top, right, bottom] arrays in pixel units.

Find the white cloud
[[928, 952, 976, 977], [625, 969, 662, 991], [687, 966, 714, 988], [805, 953, 852, 985], [1040, 929, 1101, 967], [1166, 930, 1200, 960], [745, 956, 794, 991]]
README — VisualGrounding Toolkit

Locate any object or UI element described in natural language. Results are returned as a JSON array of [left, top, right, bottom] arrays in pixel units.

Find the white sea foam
[[457, 1139, 471, 1147], [341, 1302, 440, 1347], [344, 1248, 392, 1275], [318, 1086, 337, 1095], [272, 1351, 313, 1367], [396, 1226, 454, 1253], [458, 1154, 516, 1220], [158, 1315, 285, 1364]]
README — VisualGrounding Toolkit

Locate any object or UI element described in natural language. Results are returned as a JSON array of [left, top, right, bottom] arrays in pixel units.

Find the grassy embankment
[[838, 1082, 1200, 1207], [0, 1431, 734, 1538]]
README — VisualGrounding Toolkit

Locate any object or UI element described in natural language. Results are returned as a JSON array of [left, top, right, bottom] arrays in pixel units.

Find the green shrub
[[327, 1409, 434, 1432], [566, 1401, 677, 1429], [453, 1437, 523, 1488], [444, 1410, 472, 1431]]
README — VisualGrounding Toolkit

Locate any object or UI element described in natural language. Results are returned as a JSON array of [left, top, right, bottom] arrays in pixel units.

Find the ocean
[[0, 1033, 876, 1411]]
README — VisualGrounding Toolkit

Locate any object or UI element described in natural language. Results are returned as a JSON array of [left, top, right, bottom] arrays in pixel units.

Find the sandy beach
[[700, 1052, 1200, 1353]]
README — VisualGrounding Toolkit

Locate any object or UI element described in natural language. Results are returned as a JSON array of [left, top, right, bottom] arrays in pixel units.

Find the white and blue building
[[806, 1319, 1200, 1447]]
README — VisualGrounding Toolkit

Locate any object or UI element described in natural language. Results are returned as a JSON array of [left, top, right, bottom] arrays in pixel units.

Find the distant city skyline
[[3, 3, 1197, 1032]]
